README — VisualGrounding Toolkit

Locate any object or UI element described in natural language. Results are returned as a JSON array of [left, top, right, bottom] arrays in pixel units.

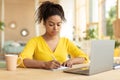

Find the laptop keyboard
[[64, 67, 89, 73]]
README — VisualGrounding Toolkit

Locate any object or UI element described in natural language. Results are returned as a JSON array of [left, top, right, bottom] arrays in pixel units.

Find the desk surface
[[0, 64, 120, 80]]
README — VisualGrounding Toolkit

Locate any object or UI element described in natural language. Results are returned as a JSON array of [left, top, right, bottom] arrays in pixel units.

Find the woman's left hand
[[62, 59, 73, 68], [62, 57, 85, 67]]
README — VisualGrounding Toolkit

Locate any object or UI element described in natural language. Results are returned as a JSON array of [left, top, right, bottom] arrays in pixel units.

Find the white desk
[[0, 64, 120, 80]]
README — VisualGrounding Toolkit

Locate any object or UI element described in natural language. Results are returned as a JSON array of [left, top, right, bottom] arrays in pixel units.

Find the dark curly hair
[[36, 1, 66, 23]]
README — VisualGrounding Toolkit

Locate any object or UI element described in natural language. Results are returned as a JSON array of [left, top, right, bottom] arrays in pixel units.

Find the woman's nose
[[54, 25, 58, 30]]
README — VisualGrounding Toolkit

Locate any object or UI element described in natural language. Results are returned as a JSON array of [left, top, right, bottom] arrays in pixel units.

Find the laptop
[[63, 40, 115, 75]]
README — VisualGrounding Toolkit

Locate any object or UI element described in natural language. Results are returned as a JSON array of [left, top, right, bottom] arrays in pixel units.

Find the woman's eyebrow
[[48, 21, 54, 24], [48, 21, 62, 23]]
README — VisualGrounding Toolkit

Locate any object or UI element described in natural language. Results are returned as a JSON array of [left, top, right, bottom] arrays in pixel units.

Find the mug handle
[[17, 56, 23, 67]]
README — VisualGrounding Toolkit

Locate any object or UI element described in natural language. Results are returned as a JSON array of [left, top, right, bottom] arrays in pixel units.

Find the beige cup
[[5, 54, 21, 71], [114, 57, 120, 64]]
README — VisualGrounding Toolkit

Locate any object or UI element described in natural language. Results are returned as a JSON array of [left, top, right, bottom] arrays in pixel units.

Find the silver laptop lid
[[89, 40, 115, 75]]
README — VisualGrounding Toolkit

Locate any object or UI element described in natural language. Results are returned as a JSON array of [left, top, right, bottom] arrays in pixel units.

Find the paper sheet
[[52, 66, 69, 71]]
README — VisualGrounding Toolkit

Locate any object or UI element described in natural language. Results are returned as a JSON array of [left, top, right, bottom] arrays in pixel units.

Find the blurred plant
[[83, 28, 98, 40], [0, 21, 5, 30], [106, 6, 116, 39], [115, 40, 120, 48]]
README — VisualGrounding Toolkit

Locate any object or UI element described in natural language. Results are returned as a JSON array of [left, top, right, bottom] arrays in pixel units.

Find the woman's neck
[[42, 34, 60, 41]]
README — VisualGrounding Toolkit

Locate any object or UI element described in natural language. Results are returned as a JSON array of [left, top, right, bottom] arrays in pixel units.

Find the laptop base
[[63, 67, 89, 75]]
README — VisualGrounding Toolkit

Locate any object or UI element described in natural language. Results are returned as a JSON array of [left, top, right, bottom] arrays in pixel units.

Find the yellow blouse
[[114, 48, 120, 57], [18, 36, 89, 67]]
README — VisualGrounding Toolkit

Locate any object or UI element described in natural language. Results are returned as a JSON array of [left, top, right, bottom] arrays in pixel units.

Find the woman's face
[[44, 15, 62, 36]]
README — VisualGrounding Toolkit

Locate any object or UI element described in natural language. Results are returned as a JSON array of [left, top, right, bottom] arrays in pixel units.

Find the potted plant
[[83, 28, 98, 40], [0, 21, 5, 30], [0, 21, 5, 53]]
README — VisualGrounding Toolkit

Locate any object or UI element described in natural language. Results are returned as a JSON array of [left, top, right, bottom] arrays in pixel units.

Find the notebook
[[63, 40, 115, 75], [113, 57, 120, 69]]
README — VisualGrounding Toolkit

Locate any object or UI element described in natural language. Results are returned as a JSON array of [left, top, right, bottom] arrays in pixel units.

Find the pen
[[50, 54, 57, 61], [50, 54, 68, 70]]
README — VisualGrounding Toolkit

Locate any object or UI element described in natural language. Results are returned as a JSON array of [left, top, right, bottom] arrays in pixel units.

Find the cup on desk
[[114, 57, 120, 64], [5, 54, 22, 71]]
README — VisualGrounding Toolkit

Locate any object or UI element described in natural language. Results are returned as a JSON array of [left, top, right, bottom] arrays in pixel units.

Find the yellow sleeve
[[114, 48, 120, 57], [66, 39, 89, 63], [17, 38, 37, 68]]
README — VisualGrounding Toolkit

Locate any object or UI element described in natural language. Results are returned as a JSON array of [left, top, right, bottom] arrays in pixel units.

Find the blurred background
[[0, 0, 120, 58]]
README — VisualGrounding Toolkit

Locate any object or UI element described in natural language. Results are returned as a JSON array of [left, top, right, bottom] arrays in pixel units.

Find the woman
[[18, 1, 89, 69]]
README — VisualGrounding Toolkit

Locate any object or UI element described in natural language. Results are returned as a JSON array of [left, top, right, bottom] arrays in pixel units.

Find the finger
[[62, 62, 67, 67], [67, 63, 72, 67], [49, 62, 57, 69], [51, 61, 61, 67], [54, 62, 61, 67], [62, 61, 72, 67], [53, 60, 61, 65]]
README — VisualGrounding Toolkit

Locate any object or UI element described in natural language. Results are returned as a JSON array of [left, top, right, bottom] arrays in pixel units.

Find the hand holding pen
[[50, 54, 69, 69], [43, 54, 61, 69], [62, 59, 73, 68]]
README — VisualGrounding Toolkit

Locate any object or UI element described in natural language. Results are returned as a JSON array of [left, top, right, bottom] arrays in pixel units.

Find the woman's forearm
[[23, 59, 45, 69], [72, 57, 85, 65], [23, 59, 61, 69], [62, 57, 86, 67]]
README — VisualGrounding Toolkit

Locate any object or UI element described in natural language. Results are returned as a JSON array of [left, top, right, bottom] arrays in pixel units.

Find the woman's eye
[[57, 24, 61, 26], [49, 24, 54, 26], [57, 25, 60, 26]]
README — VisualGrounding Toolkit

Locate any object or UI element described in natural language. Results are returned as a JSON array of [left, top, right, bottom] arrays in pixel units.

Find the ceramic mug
[[114, 57, 120, 64], [5, 54, 22, 71]]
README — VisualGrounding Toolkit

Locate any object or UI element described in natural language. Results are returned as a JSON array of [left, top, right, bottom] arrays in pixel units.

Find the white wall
[[59, 0, 74, 40]]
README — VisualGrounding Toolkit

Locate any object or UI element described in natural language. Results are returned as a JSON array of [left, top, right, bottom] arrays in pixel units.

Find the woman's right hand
[[44, 60, 61, 69]]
